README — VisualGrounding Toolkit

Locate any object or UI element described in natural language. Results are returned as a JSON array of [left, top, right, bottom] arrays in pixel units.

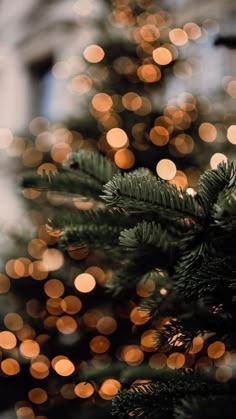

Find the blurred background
[[0, 0, 236, 418]]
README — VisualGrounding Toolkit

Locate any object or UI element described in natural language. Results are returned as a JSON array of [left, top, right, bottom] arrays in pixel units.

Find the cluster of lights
[[0, 0, 236, 417]]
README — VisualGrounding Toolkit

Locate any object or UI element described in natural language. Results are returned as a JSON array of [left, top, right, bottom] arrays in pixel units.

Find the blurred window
[[29, 56, 54, 119]]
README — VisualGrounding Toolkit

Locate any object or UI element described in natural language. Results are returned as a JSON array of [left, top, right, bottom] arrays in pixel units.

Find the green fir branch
[[21, 171, 102, 200], [101, 173, 203, 220], [58, 223, 124, 250], [63, 149, 120, 185], [112, 378, 227, 419], [197, 160, 236, 214], [119, 221, 178, 253]]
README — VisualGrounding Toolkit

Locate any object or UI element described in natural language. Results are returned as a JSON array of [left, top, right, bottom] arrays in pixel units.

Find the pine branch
[[175, 255, 236, 304], [58, 223, 124, 250], [21, 150, 120, 200], [175, 395, 236, 419], [119, 221, 178, 253], [21, 171, 102, 200], [63, 149, 120, 184], [49, 208, 132, 230], [112, 378, 228, 419], [197, 161, 236, 214], [101, 173, 203, 220]]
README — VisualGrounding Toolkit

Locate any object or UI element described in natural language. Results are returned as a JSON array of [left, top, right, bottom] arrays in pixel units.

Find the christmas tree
[[21, 149, 236, 418], [0, 1, 236, 418]]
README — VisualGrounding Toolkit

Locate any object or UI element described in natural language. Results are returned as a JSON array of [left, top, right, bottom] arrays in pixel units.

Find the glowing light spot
[[167, 352, 185, 369], [17, 325, 36, 341], [28, 239, 47, 259], [189, 336, 204, 354], [169, 28, 188, 46], [210, 153, 227, 169], [123, 345, 144, 365], [74, 273, 96, 293], [15, 405, 34, 419], [0, 273, 10, 293], [35, 131, 54, 152], [74, 382, 94, 398], [183, 22, 202, 40], [5, 259, 22, 279], [130, 307, 150, 325], [29, 261, 48, 281], [137, 64, 161, 83], [0, 331, 17, 349], [41, 249, 64, 271], [122, 92, 142, 111], [96, 316, 117, 335], [169, 170, 188, 189], [106, 128, 129, 149], [90, 335, 110, 353], [99, 379, 121, 399], [61, 296, 82, 314], [156, 159, 176, 180], [1, 358, 20, 375], [114, 149, 135, 169], [152, 47, 172, 65], [54, 358, 75, 376], [4, 313, 23, 331], [207, 341, 225, 359], [44, 279, 65, 298], [149, 126, 169, 146], [227, 125, 236, 144], [141, 330, 156, 352], [20, 340, 40, 359], [171, 134, 194, 155], [149, 353, 167, 369], [51, 142, 72, 163], [83, 44, 105, 63], [56, 316, 77, 334], [29, 117, 50, 136], [69, 75, 92, 95], [30, 359, 49, 379], [199, 122, 217, 142], [139, 24, 160, 42], [46, 298, 63, 315], [28, 388, 48, 404], [92, 93, 113, 112]]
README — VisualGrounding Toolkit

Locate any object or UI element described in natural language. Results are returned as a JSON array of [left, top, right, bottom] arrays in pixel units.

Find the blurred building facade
[[0, 0, 106, 133], [0, 0, 235, 133]]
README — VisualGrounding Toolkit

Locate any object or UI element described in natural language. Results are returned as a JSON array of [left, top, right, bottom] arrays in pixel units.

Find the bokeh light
[[83, 45, 105, 63], [156, 159, 177, 180], [210, 153, 227, 169], [74, 382, 94, 398], [74, 273, 96, 293]]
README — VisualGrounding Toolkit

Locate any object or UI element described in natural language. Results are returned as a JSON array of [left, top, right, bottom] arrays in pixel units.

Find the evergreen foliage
[[22, 149, 236, 418]]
